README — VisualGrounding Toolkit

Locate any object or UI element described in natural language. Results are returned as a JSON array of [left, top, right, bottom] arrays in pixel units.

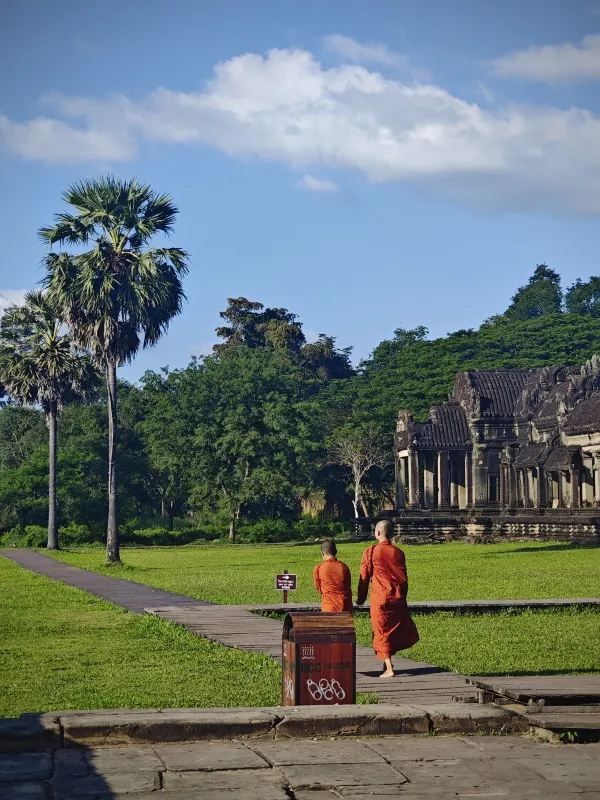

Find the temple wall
[[391, 512, 600, 544]]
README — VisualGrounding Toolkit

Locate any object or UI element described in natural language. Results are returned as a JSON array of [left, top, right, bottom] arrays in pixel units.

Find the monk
[[357, 519, 419, 678], [313, 539, 352, 613]]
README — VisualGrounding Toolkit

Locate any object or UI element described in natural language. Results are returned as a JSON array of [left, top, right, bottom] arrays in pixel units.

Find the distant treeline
[[2, 265, 600, 542]]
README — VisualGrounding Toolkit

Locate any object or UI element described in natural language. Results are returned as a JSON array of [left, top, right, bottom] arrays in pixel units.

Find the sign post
[[275, 570, 297, 604]]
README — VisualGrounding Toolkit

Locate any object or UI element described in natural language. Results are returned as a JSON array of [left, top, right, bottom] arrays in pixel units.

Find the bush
[[236, 516, 353, 543], [59, 523, 103, 546], [122, 527, 215, 546], [1, 525, 48, 548]]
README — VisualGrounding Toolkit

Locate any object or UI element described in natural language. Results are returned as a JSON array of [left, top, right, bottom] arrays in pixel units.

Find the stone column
[[594, 455, 600, 507], [450, 454, 460, 508], [508, 462, 517, 508], [437, 451, 450, 508], [499, 464, 506, 508], [465, 451, 473, 508], [522, 469, 530, 508], [408, 450, 420, 508], [395, 455, 406, 509], [536, 467, 546, 508], [424, 454, 435, 508], [472, 447, 487, 507], [570, 467, 580, 509]]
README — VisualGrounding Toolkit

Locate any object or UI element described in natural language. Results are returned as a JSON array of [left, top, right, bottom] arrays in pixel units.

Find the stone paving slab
[[155, 740, 269, 771], [253, 738, 387, 765], [1, 735, 599, 799]]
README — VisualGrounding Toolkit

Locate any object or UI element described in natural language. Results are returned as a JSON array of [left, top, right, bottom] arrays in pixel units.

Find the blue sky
[[1, 0, 600, 379]]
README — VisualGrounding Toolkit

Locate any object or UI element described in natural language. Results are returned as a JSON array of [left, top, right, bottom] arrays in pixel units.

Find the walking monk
[[313, 540, 352, 612], [357, 519, 419, 678]]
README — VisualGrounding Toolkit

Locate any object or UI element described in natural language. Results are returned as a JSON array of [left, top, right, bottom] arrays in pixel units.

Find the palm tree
[[40, 176, 189, 563], [0, 291, 98, 549]]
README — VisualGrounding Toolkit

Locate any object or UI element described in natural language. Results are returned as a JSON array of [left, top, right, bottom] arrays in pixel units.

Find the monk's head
[[320, 539, 337, 560], [374, 519, 394, 542]]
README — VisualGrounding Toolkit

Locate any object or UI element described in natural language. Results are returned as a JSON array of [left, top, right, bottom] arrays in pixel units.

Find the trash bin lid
[[282, 612, 355, 642]]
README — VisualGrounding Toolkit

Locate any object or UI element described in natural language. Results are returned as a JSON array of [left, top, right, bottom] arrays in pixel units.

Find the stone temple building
[[393, 357, 600, 539]]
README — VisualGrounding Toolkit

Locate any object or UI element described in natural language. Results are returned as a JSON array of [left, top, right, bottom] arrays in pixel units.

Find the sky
[[1, 0, 600, 380]]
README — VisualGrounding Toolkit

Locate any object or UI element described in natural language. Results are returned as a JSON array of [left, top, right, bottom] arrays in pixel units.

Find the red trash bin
[[281, 612, 356, 706]]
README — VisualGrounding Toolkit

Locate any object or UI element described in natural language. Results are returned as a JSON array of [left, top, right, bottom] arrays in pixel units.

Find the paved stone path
[[1, 735, 598, 799]]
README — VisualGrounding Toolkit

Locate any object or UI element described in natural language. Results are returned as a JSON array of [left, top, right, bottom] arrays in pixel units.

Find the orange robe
[[357, 541, 419, 660], [313, 558, 352, 613]]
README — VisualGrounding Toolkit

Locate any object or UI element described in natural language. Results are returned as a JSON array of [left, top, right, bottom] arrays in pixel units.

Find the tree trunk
[[47, 403, 59, 550], [229, 506, 240, 541], [353, 477, 362, 518], [167, 503, 175, 531], [106, 361, 120, 564]]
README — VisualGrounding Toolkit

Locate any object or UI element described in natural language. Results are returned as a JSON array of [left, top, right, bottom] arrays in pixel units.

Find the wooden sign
[[276, 573, 297, 591]]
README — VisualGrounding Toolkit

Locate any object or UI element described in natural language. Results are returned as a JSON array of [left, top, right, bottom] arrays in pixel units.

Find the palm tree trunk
[[106, 360, 120, 563], [47, 403, 59, 550]]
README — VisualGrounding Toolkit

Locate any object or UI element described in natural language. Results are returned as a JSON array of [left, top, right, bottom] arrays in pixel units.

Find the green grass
[[354, 609, 600, 676], [46, 540, 600, 604], [0, 557, 281, 718]]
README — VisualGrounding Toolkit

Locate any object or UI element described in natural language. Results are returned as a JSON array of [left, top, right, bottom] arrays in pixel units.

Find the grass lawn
[[44, 541, 600, 676], [0, 557, 280, 718], [46, 540, 600, 604], [354, 609, 600, 676]]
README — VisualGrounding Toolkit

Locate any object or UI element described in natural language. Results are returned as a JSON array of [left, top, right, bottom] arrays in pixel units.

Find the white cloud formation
[[0, 290, 27, 315], [492, 34, 600, 82], [323, 34, 407, 68], [299, 174, 338, 192], [2, 46, 600, 214]]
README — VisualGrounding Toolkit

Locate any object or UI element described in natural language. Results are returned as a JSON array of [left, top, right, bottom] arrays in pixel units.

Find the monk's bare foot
[[379, 668, 395, 678]]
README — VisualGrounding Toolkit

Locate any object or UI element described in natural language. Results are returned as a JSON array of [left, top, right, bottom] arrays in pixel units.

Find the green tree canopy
[[565, 277, 600, 317], [505, 264, 562, 320]]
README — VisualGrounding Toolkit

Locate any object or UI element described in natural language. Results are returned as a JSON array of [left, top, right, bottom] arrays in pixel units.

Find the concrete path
[[1, 733, 598, 799], [0, 549, 210, 613]]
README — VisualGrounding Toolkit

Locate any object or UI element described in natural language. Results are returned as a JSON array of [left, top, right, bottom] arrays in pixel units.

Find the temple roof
[[413, 402, 471, 448], [513, 443, 547, 468], [563, 396, 600, 435], [544, 446, 579, 471], [453, 369, 533, 418]]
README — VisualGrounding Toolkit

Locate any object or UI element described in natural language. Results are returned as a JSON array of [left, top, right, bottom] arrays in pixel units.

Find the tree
[[215, 297, 305, 354], [0, 406, 45, 470], [136, 367, 201, 529], [0, 291, 98, 549], [41, 176, 189, 562], [505, 264, 562, 320], [191, 347, 317, 539], [328, 423, 392, 517], [565, 277, 600, 317]]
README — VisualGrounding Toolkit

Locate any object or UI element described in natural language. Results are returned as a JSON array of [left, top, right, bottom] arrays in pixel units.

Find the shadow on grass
[[491, 543, 596, 554]]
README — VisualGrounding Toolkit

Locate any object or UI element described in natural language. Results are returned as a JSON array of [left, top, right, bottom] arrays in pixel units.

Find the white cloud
[[323, 34, 408, 68], [0, 290, 27, 315], [299, 174, 338, 192], [2, 46, 600, 214], [492, 34, 600, 82], [0, 112, 133, 163]]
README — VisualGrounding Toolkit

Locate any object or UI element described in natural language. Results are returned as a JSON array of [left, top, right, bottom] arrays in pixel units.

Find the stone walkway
[[1, 734, 599, 799]]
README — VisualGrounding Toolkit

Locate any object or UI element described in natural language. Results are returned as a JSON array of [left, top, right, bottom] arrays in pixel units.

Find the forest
[[1, 263, 600, 546]]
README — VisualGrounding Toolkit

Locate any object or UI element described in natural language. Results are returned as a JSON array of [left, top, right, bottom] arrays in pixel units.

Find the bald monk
[[313, 540, 352, 613], [357, 519, 419, 678]]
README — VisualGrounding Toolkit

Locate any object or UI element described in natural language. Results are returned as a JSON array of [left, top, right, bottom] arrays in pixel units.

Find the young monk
[[312, 539, 352, 613], [356, 519, 419, 678]]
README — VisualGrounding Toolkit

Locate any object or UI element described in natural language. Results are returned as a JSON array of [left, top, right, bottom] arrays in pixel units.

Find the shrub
[[1, 525, 47, 548]]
